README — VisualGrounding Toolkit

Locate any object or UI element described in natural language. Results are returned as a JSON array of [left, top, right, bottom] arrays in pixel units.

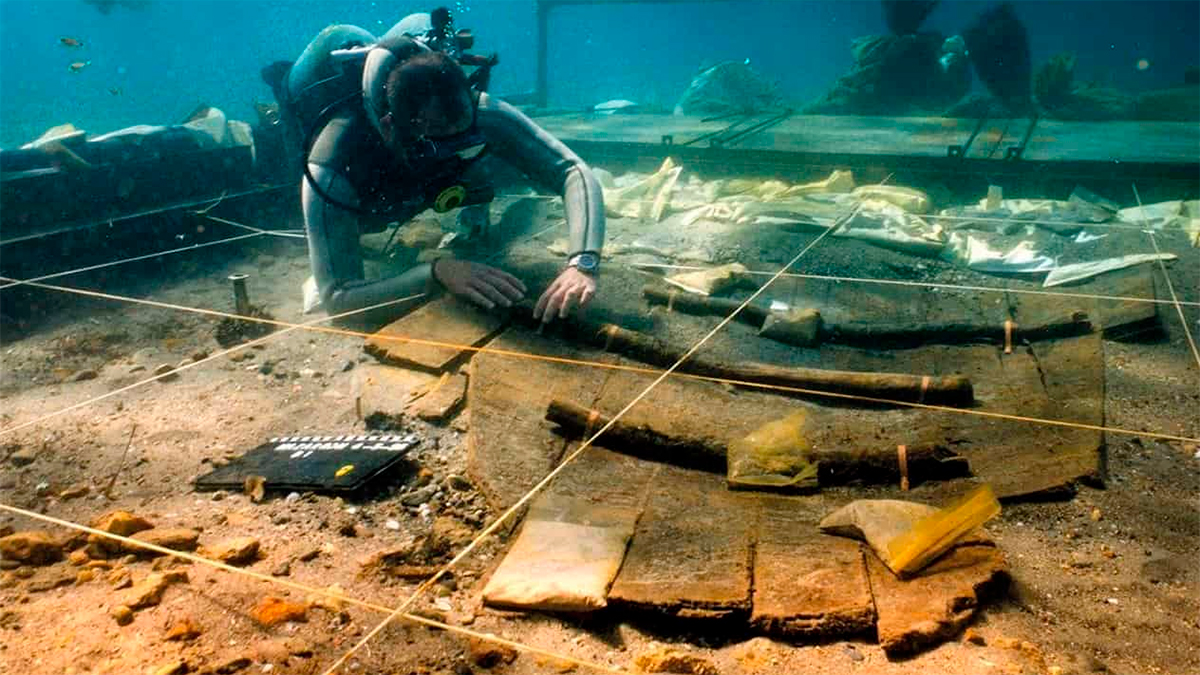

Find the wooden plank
[[481, 448, 656, 612], [465, 328, 608, 511], [1008, 266, 1161, 341], [866, 543, 1009, 656], [365, 296, 506, 373], [607, 466, 755, 620], [794, 334, 1105, 500], [751, 495, 876, 638], [955, 333, 1106, 498]]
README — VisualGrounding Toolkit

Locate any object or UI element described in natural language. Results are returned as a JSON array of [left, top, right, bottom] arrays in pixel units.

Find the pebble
[[154, 364, 179, 381], [270, 559, 292, 577], [446, 475, 472, 492], [72, 369, 99, 382], [285, 492, 301, 503], [34, 481, 51, 496], [59, 484, 90, 500], [1091, 508, 1102, 522], [1106, 597, 1119, 605], [402, 484, 438, 507], [251, 596, 309, 627], [211, 490, 227, 502], [385, 520, 401, 531], [111, 605, 134, 625], [202, 537, 261, 566], [0, 531, 63, 565]]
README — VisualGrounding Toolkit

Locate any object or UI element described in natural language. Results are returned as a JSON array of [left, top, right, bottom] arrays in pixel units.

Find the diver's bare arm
[[476, 93, 606, 258], [302, 164, 437, 315]]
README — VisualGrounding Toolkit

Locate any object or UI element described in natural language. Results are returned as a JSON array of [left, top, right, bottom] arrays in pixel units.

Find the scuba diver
[[269, 23, 603, 323]]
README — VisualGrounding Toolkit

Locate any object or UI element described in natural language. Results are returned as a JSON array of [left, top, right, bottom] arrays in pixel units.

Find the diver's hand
[[432, 258, 526, 310], [486, 52, 499, 67], [534, 267, 597, 323]]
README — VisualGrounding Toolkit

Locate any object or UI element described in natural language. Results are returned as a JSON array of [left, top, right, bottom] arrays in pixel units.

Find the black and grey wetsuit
[[303, 91, 605, 316]]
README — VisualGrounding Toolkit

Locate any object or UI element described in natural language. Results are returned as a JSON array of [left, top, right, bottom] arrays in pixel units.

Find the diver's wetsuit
[[302, 91, 605, 316]]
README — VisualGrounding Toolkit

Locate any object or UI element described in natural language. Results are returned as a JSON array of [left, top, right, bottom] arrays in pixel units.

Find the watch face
[[574, 252, 599, 271]]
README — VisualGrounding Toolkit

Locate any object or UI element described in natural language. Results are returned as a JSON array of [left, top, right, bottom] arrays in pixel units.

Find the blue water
[[1, 0, 1196, 148]]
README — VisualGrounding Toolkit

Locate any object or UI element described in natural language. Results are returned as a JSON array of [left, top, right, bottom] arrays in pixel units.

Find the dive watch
[[567, 251, 600, 275]]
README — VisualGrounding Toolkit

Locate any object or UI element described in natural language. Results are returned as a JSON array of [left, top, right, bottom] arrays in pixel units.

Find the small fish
[[108, 87, 122, 95], [59, 37, 85, 48], [68, 60, 91, 73]]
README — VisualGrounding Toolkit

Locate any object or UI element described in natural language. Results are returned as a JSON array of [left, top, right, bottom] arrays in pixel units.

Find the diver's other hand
[[534, 267, 597, 323], [432, 258, 526, 310]]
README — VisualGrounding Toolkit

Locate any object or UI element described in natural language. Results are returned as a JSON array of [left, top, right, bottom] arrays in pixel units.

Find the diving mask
[[404, 128, 487, 168]]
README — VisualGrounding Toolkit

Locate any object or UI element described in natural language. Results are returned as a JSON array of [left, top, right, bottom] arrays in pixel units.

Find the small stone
[[244, 475, 266, 503], [270, 513, 290, 526], [34, 481, 50, 496], [842, 644, 864, 662], [207, 654, 252, 674], [306, 584, 348, 615], [402, 484, 438, 507], [963, 627, 986, 645], [211, 490, 227, 502], [129, 528, 201, 556], [9, 447, 37, 466], [111, 605, 134, 625], [634, 647, 719, 675], [192, 350, 210, 361], [202, 537, 260, 566], [72, 369, 99, 382], [446, 475, 473, 492], [432, 516, 474, 548], [297, 548, 320, 562], [165, 616, 202, 641], [118, 573, 173, 609], [1048, 667, 1063, 675], [58, 484, 90, 500], [385, 520, 401, 531], [91, 510, 155, 537], [151, 661, 188, 675], [1091, 508, 1102, 522], [68, 549, 90, 566], [469, 637, 518, 668], [27, 572, 74, 592], [270, 559, 291, 577], [108, 567, 132, 589], [0, 531, 63, 565], [250, 596, 309, 627], [1106, 597, 1119, 605], [154, 363, 179, 381], [75, 569, 95, 584]]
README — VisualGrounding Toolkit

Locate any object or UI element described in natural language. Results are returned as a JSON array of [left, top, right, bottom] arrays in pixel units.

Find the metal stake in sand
[[228, 273, 251, 317]]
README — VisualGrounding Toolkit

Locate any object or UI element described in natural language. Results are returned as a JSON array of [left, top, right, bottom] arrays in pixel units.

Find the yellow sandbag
[[726, 411, 818, 492], [852, 185, 931, 214], [885, 484, 1001, 578], [664, 262, 749, 296], [603, 157, 681, 221], [780, 169, 856, 197]]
